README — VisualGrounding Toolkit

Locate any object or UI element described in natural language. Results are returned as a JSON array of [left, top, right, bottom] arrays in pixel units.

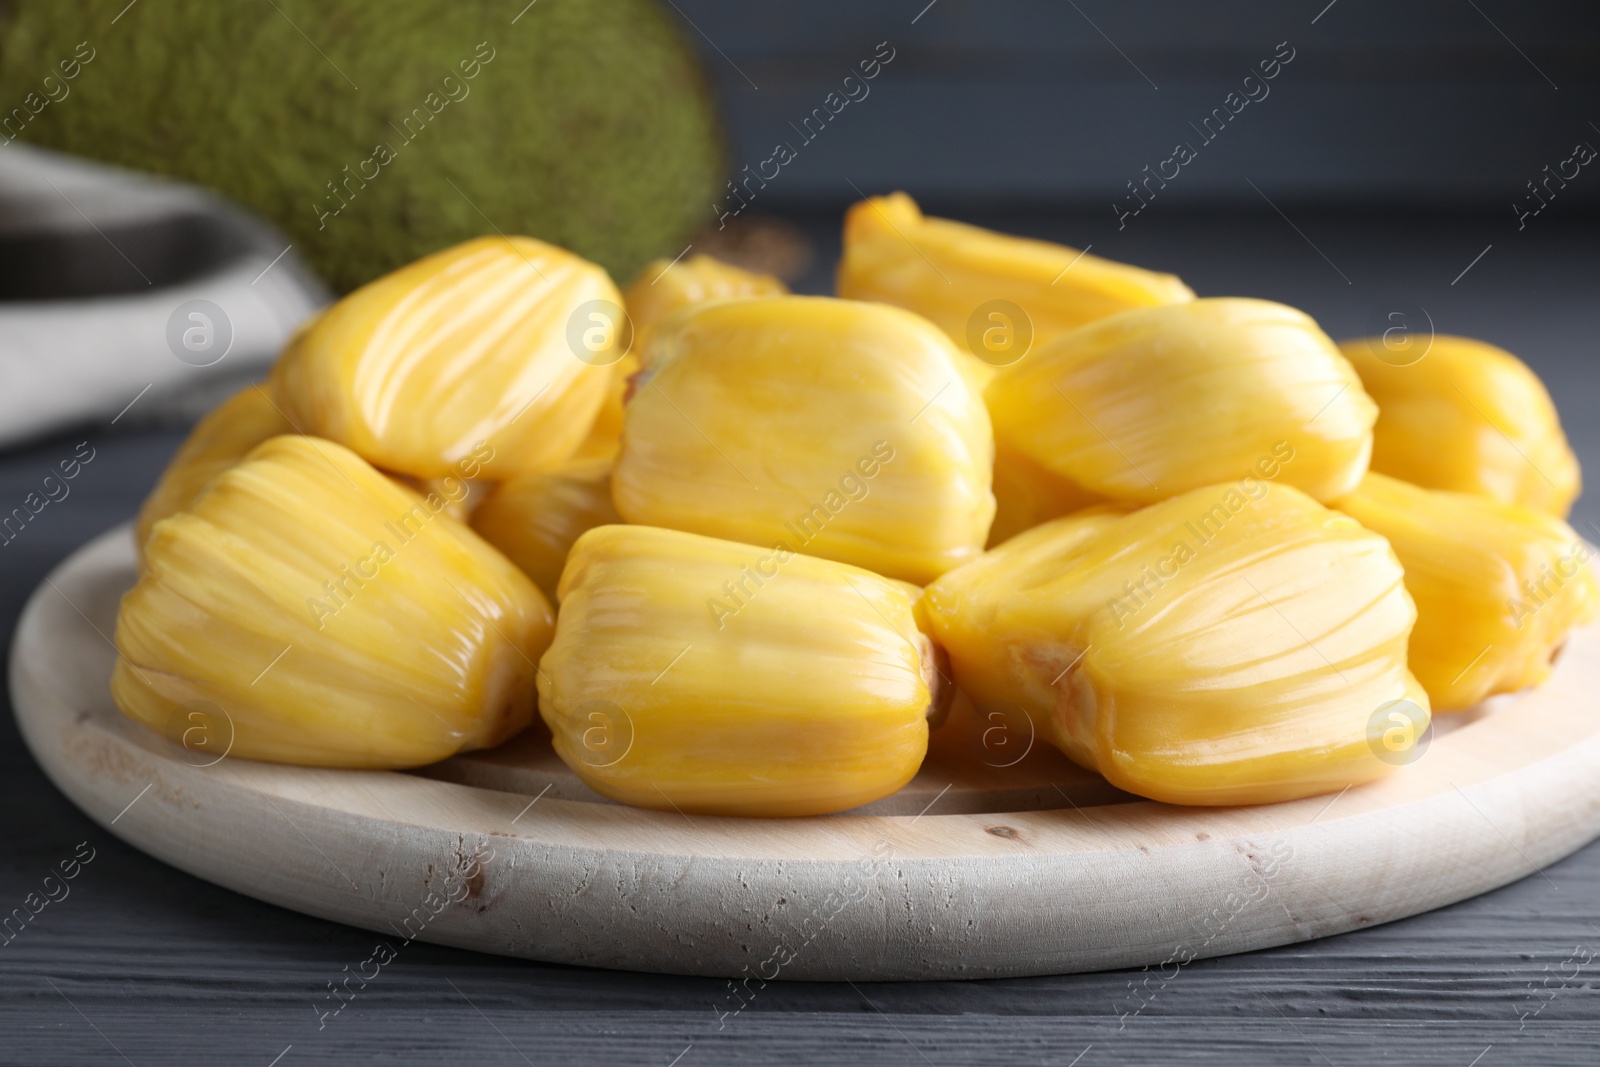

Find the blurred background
[[682, 0, 1600, 209]]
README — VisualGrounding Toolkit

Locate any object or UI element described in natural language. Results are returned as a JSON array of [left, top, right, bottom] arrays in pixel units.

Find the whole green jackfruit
[[0, 0, 723, 292]]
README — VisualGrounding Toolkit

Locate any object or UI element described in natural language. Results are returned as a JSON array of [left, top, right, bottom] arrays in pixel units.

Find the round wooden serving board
[[13, 525, 1600, 981]]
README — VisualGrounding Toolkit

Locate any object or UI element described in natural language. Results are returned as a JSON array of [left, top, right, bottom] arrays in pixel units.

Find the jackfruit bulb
[[134, 385, 296, 553], [1339, 334, 1580, 517], [1335, 472, 1597, 710], [837, 192, 1194, 371], [922, 482, 1426, 805], [538, 524, 938, 816], [612, 295, 996, 584], [114, 435, 554, 768], [271, 236, 621, 481], [986, 298, 1376, 506]]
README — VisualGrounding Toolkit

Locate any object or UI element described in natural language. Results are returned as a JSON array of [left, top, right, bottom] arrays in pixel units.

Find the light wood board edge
[[12, 525, 1600, 980]]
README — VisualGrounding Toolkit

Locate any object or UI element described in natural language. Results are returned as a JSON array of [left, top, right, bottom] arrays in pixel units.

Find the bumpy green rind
[[0, 0, 723, 292]]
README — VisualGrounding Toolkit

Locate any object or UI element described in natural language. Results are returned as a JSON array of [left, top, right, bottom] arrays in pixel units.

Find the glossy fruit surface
[[613, 295, 995, 583], [987, 298, 1376, 505], [538, 524, 937, 816], [922, 483, 1425, 805], [272, 236, 622, 480], [114, 435, 553, 768]]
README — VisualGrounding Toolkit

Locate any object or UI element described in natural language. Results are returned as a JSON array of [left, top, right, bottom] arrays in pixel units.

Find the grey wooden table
[[1, 207, 1596, 1066]]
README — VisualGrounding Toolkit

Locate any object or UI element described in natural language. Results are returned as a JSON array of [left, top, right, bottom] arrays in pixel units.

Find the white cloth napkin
[[0, 146, 329, 445]]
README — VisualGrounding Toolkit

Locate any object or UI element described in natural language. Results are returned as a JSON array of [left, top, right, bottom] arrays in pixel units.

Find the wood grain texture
[[13, 524, 1600, 983]]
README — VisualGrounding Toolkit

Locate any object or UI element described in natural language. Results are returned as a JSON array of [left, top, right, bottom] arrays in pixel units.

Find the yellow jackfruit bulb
[[568, 255, 789, 463], [836, 191, 1194, 368], [538, 524, 938, 816], [469, 457, 622, 603], [134, 385, 296, 552], [986, 298, 1377, 505], [1338, 334, 1580, 517], [570, 353, 637, 464], [1336, 472, 1598, 711], [270, 235, 623, 481], [613, 296, 996, 584], [921, 482, 1426, 806], [988, 439, 1108, 548], [112, 434, 554, 768], [623, 253, 788, 348]]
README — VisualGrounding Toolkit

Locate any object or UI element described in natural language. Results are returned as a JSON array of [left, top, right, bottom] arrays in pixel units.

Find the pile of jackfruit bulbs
[[114, 192, 1597, 816]]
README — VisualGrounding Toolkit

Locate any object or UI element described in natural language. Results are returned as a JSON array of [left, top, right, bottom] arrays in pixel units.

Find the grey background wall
[[668, 0, 1600, 215]]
